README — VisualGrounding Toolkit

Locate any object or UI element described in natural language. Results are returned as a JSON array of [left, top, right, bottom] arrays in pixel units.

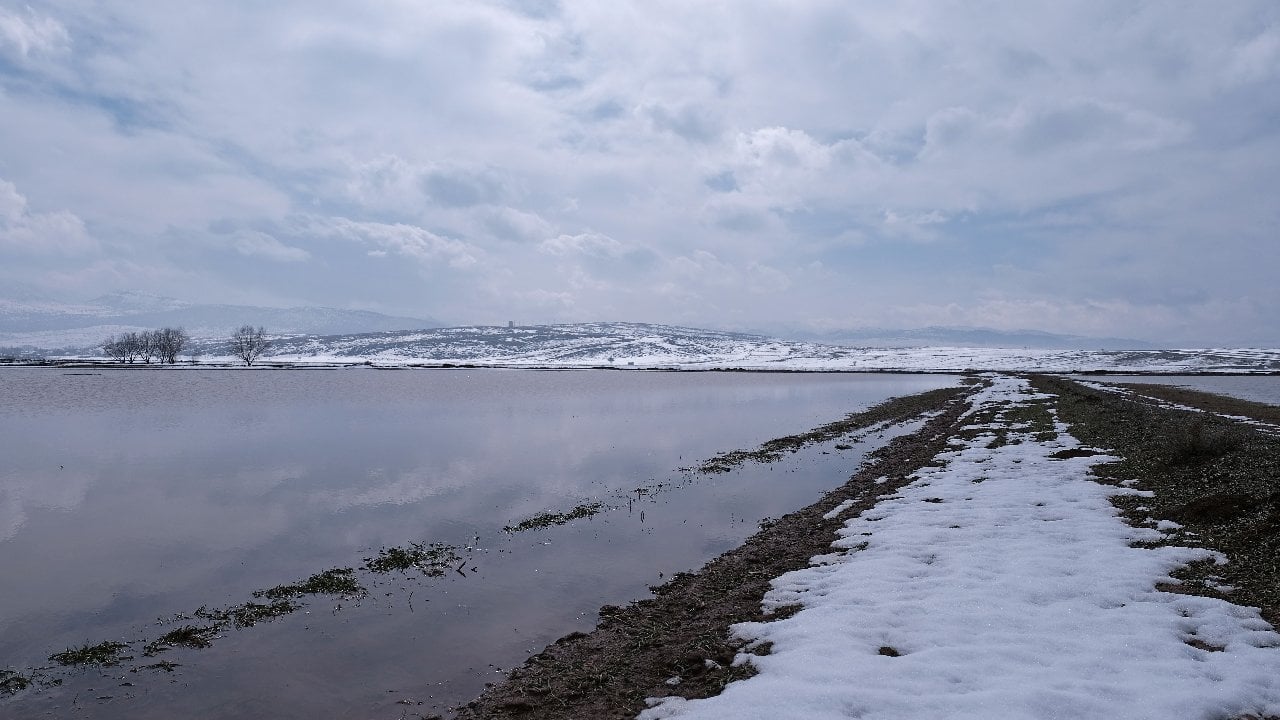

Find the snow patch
[[642, 376, 1280, 720]]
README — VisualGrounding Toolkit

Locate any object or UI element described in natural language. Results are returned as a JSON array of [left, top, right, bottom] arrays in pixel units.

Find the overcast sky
[[1, 1, 1277, 344]]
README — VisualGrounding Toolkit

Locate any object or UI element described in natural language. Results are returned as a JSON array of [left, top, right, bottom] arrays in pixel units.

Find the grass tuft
[[364, 543, 461, 575], [49, 640, 130, 667], [503, 503, 605, 533], [1161, 418, 1244, 465], [143, 625, 222, 655], [1, 670, 33, 695], [254, 567, 365, 599]]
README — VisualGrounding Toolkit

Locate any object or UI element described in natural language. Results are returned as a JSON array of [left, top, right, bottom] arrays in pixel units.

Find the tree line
[[102, 325, 272, 366], [102, 328, 190, 364]]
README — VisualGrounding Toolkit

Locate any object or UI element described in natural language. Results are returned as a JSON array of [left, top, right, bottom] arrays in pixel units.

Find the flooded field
[[1082, 374, 1280, 406], [0, 368, 957, 719]]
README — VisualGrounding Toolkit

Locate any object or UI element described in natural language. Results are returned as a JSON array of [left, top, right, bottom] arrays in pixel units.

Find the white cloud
[[231, 230, 309, 262], [310, 217, 479, 269], [0, 1, 1277, 343], [0, 6, 69, 60], [1226, 29, 1280, 85], [0, 179, 96, 255], [539, 231, 623, 257], [880, 209, 949, 242]]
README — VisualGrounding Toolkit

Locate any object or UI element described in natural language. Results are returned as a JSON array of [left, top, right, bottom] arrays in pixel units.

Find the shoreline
[[454, 375, 1280, 719], [4, 358, 1279, 376], [454, 384, 979, 719]]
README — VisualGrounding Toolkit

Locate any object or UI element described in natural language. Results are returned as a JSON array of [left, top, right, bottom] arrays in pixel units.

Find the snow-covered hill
[[252, 322, 1280, 373], [774, 325, 1156, 350], [9, 318, 1279, 372]]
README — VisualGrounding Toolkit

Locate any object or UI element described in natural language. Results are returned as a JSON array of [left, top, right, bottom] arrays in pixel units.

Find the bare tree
[[104, 327, 189, 364], [154, 327, 190, 364], [230, 325, 271, 366], [122, 332, 142, 363], [103, 332, 143, 363], [103, 334, 131, 363], [137, 330, 158, 364]]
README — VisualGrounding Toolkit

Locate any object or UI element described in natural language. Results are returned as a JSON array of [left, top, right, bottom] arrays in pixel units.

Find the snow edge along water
[[640, 375, 1280, 720]]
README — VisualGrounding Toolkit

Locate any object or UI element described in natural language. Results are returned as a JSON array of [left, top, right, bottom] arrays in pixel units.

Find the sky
[[0, 1, 1277, 345]]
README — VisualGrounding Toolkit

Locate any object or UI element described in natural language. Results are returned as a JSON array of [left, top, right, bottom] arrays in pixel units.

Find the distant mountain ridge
[[0, 291, 443, 351]]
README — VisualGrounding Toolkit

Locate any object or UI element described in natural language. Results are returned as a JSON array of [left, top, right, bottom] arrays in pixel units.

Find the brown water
[[0, 368, 957, 719]]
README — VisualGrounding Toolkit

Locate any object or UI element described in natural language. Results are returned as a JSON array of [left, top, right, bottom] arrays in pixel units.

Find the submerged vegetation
[[503, 502, 605, 533], [7, 546, 466, 699], [363, 543, 462, 574], [221, 600, 300, 628], [49, 640, 131, 667], [253, 567, 365, 599], [143, 625, 221, 655], [1, 670, 33, 696]]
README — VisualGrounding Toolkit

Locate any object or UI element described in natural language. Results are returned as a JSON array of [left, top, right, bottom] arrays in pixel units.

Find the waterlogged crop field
[[0, 368, 958, 719]]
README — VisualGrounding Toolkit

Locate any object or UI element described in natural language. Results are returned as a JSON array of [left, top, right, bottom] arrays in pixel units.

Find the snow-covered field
[[641, 376, 1280, 719], [11, 322, 1280, 373], [255, 323, 1280, 373], [248, 324, 1280, 373], [201, 324, 1280, 373]]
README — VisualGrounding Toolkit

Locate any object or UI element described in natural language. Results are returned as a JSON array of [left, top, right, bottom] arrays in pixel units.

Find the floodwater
[[0, 368, 958, 719], [1081, 375, 1280, 407]]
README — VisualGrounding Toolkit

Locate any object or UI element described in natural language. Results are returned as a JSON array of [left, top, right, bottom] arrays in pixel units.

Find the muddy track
[[453, 384, 978, 720]]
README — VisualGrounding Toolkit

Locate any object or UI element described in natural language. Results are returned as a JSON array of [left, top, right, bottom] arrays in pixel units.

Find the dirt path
[[452, 376, 1280, 720], [1033, 376, 1280, 627]]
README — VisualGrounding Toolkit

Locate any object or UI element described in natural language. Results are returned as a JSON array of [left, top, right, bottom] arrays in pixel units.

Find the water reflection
[[0, 368, 957, 718], [1077, 374, 1280, 407]]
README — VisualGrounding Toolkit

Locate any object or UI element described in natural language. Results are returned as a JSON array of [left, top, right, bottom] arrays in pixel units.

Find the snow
[[256, 326, 1280, 373], [640, 376, 1280, 720], [10, 321, 1280, 373], [821, 500, 857, 520]]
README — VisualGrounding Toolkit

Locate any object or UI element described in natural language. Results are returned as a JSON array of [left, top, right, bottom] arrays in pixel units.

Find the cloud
[[0, 178, 95, 255], [310, 216, 479, 269], [479, 206, 555, 244], [880, 209, 949, 242], [1, 1, 1278, 343], [646, 102, 721, 143], [423, 166, 511, 208], [1226, 29, 1280, 85], [923, 99, 1189, 158], [0, 6, 69, 60], [539, 231, 624, 257], [231, 230, 310, 262], [669, 250, 789, 294]]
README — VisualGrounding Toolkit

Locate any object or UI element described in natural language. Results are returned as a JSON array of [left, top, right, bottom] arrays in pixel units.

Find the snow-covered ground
[[641, 376, 1280, 720], [252, 324, 1280, 373], [219, 324, 1280, 373], [13, 322, 1280, 372]]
